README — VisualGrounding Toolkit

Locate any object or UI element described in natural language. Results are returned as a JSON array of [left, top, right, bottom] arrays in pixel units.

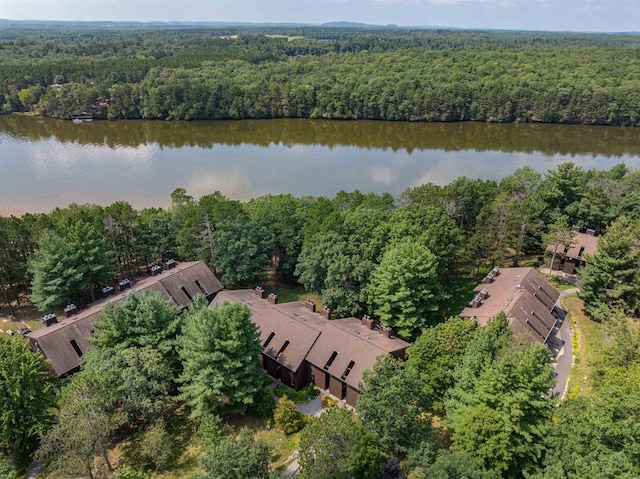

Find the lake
[[1, 115, 639, 216]]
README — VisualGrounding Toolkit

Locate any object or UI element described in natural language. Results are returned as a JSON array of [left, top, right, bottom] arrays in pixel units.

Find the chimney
[[321, 307, 331, 320], [151, 265, 162, 276], [305, 298, 316, 312], [268, 293, 278, 304], [491, 267, 500, 277], [118, 279, 131, 291], [255, 286, 265, 298], [586, 228, 596, 236], [102, 286, 114, 298], [484, 273, 494, 284], [362, 315, 374, 329], [478, 288, 489, 300], [64, 304, 77, 317], [165, 259, 177, 269], [471, 296, 482, 308], [571, 225, 580, 233], [380, 324, 393, 338], [42, 313, 58, 327]]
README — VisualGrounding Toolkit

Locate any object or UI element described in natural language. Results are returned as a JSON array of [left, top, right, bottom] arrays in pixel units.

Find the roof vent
[[64, 304, 77, 317], [118, 279, 131, 291], [42, 313, 58, 327]]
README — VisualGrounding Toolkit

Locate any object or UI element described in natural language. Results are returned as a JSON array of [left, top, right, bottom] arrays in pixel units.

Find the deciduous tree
[[299, 408, 382, 479], [0, 337, 56, 457], [357, 355, 431, 455]]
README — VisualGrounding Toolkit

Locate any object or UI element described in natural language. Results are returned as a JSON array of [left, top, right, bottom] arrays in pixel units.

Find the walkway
[[24, 460, 42, 479], [549, 288, 579, 399]]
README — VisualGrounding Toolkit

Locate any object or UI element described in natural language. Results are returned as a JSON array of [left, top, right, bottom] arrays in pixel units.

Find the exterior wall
[[263, 355, 279, 378], [292, 366, 309, 390], [389, 347, 408, 360], [310, 364, 329, 390], [329, 376, 345, 399], [346, 386, 359, 407], [280, 368, 293, 388]]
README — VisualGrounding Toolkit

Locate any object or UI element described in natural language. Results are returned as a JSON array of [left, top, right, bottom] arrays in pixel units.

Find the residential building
[[211, 289, 410, 407], [26, 261, 223, 376]]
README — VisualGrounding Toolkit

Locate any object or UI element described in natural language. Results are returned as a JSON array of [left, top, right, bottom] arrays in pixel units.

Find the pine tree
[[579, 217, 640, 320], [368, 240, 448, 339], [28, 230, 82, 311], [68, 221, 116, 302], [178, 298, 264, 417]]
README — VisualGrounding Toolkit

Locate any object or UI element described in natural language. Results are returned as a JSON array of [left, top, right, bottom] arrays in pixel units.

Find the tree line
[[4, 27, 640, 124], [2, 162, 640, 333]]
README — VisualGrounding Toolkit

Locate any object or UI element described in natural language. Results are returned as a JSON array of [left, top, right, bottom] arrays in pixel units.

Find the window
[[181, 286, 193, 301], [276, 340, 290, 360], [341, 360, 356, 380], [324, 351, 338, 370], [70, 339, 83, 357], [194, 280, 207, 295], [263, 332, 276, 348]]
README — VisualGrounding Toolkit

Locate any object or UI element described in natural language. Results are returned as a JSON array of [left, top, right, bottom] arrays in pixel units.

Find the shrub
[[250, 386, 276, 420], [274, 383, 319, 404], [193, 414, 230, 451], [274, 396, 304, 434]]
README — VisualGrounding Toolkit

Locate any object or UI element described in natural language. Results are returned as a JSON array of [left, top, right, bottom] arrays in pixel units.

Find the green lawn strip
[[271, 286, 323, 309], [440, 276, 482, 318], [563, 294, 607, 398], [548, 276, 577, 292]]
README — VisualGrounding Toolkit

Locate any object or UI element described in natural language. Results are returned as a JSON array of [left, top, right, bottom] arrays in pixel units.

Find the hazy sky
[[0, 0, 638, 33]]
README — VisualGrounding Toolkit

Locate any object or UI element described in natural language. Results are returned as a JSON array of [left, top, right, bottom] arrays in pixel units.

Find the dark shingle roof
[[459, 267, 560, 344], [211, 289, 410, 389], [27, 261, 222, 376]]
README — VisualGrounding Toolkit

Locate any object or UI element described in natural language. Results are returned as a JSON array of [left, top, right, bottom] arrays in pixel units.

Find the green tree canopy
[[28, 229, 82, 311], [80, 346, 173, 424], [407, 317, 478, 413], [196, 428, 271, 479], [446, 343, 555, 476], [69, 221, 116, 302], [0, 337, 57, 457], [211, 218, 275, 286], [579, 216, 640, 320], [368, 240, 448, 339], [178, 297, 264, 417], [298, 407, 382, 479], [356, 355, 431, 455], [90, 291, 181, 370]]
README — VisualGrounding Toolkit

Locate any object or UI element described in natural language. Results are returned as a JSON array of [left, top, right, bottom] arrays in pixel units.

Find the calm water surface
[[1, 116, 639, 215]]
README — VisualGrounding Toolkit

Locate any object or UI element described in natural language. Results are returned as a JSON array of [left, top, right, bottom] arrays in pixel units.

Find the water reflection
[[1, 116, 639, 214]]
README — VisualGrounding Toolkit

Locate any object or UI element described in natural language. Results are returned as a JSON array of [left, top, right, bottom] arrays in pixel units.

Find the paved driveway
[[549, 288, 579, 399]]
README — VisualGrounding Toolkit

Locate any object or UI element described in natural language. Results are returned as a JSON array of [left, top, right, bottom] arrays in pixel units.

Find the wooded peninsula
[[3, 25, 640, 124]]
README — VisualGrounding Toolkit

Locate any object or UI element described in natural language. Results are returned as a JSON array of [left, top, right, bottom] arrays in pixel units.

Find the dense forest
[[2, 162, 640, 478], [3, 25, 640, 124]]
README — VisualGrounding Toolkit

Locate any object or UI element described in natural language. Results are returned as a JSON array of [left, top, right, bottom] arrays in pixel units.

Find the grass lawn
[[440, 276, 482, 318], [0, 302, 46, 336], [271, 286, 323, 309], [563, 294, 607, 398], [548, 275, 577, 292]]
